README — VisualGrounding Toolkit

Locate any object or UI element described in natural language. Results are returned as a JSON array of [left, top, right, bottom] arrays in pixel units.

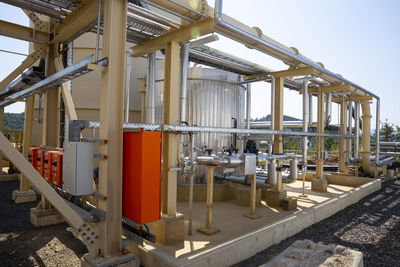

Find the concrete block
[[152, 213, 184, 245], [12, 189, 37, 204], [264, 190, 287, 207], [0, 173, 19, 182], [82, 253, 139, 267], [177, 183, 235, 202], [235, 186, 262, 206], [311, 178, 328, 192], [281, 197, 297, 211], [30, 208, 64, 227]]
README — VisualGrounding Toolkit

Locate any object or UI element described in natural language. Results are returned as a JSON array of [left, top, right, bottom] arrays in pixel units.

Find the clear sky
[[1, 1, 400, 129]]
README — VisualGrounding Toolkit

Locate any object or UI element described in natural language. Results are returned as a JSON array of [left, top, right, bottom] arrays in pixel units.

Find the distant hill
[[251, 114, 301, 122], [4, 112, 24, 131]]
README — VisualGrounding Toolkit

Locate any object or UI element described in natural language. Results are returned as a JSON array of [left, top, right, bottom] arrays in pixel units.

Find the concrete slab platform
[[82, 253, 139, 267], [264, 239, 363, 267], [126, 177, 380, 267], [12, 189, 37, 203]]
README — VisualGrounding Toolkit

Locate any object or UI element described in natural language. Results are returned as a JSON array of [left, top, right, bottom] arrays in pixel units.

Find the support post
[[96, 0, 127, 259], [348, 101, 353, 160], [312, 87, 327, 192], [244, 173, 261, 219], [339, 97, 347, 172], [152, 41, 185, 245], [198, 166, 220, 235], [300, 81, 309, 198], [138, 78, 146, 123]]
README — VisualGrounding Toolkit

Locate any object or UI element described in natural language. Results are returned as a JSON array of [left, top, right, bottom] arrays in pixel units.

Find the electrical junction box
[[28, 147, 39, 170], [36, 148, 45, 177], [238, 153, 257, 175], [63, 142, 94, 196], [43, 150, 56, 182], [51, 151, 63, 187]]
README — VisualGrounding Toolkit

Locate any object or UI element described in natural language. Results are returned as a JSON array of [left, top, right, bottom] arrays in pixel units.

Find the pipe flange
[[252, 26, 263, 38], [290, 46, 300, 55]]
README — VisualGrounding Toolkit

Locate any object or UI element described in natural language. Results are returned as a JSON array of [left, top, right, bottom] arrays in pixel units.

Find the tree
[[380, 119, 395, 141]]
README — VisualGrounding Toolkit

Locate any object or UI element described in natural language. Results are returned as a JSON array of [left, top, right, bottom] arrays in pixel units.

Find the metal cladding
[[155, 67, 246, 154]]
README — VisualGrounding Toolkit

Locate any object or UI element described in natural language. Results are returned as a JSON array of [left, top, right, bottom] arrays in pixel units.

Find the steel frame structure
[[0, 0, 382, 263]]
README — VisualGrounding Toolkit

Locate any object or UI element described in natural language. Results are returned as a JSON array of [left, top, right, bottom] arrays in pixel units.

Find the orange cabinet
[[123, 130, 162, 225], [51, 151, 63, 187], [28, 147, 39, 170], [43, 150, 56, 181], [36, 148, 45, 177]]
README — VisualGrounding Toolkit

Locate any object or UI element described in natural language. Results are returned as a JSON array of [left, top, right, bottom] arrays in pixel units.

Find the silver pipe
[[355, 101, 360, 160], [325, 93, 332, 125], [127, 3, 180, 29], [309, 94, 313, 127], [140, 0, 195, 23], [377, 142, 400, 146], [145, 53, 156, 124], [214, 0, 379, 99], [270, 75, 276, 142], [290, 157, 298, 180], [376, 98, 380, 165], [124, 53, 132, 123], [302, 81, 309, 175], [95, 0, 101, 62], [190, 34, 219, 47], [246, 83, 251, 131], [179, 42, 190, 160], [348, 101, 353, 158], [188, 134, 195, 235]]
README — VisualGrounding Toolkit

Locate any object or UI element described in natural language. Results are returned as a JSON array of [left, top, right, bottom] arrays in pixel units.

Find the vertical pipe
[[339, 97, 346, 172], [145, 53, 156, 124], [302, 81, 309, 171], [95, 0, 102, 62], [355, 101, 360, 160], [188, 134, 195, 235], [246, 83, 251, 130], [376, 98, 380, 165], [179, 42, 189, 162], [325, 93, 332, 125], [308, 94, 313, 127], [270, 75, 275, 142], [124, 53, 131, 123], [348, 101, 353, 159], [249, 173, 256, 216], [316, 87, 325, 179], [65, 41, 73, 143]]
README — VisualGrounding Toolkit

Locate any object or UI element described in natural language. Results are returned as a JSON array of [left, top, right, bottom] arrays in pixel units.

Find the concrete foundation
[[30, 207, 64, 227], [82, 253, 139, 267], [0, 173, 19, 182], [12, 189, 37, 203], [152, 213, 185, 245], [126, 177, 380, 267], [177, 183, 236, 202], [235, 186, 262, 206], [264, 189, 287, 207], [264, 239, 363, 267], [311, 178, 328, 192]]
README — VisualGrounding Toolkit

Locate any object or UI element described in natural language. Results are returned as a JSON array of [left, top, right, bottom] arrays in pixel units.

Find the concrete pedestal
[[264, 190, 287, 207], [235, 186, 262, 207], [30, 207, 64, 227], [12, 190, 36, 203], [311, 178, 328, 192], [152, 213, 184, 245], [82, 253, 139, 267]]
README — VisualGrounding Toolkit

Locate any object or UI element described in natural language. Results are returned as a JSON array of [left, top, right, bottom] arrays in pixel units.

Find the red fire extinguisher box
[[123, 130, 162, 225]]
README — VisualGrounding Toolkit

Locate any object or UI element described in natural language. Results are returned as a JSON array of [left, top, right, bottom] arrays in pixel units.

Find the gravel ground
[[235, 179, 400, 267], [0, 180, 87, 267]]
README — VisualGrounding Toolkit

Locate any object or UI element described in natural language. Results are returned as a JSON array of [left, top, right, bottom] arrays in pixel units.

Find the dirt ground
[[1, 179, 400, 266], [0, 180, 87, 267]]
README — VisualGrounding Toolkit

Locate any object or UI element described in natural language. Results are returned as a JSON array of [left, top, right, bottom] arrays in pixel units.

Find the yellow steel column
[[316, 88, 325, 179], [97, 0, 127, 258], [361, 103, 373, 175], [273, 77, 284, 191], [20, 96, 35, 191], [339, 97, 346, 172], [161, 41, 180, 216]]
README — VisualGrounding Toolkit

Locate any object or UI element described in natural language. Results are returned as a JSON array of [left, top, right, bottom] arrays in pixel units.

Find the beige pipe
[[361, 103, 373, 175]]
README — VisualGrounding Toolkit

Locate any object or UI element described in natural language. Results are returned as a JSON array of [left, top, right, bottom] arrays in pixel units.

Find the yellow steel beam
[[0, 45, 47, 91], [130, 18, 215, 57], [0, 20, 49, 43], [332, 95, 373, 102], [52, 0, 101, 44], [244, 66, 314, 80], [23, 10, 49, 32], [300, 84, 352, 94]]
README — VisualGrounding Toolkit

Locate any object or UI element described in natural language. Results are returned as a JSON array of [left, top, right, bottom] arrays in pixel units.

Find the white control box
[[63, 142, 94, 196]]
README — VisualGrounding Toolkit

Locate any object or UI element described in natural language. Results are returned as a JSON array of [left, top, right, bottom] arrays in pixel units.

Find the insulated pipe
[[145, 53, 156, 124], [309, 94, 313, 127], [124, 53, 132, 123], [355, 101, 360, 160], [246, 83, 251, 131], [348, 102, 353, 159], [302, 81, 309, 176], [361, 103, 373, 174], [268, 159, 277, 185], [213, 0, 378, 99], [376, 98, 380, 165], [270, 75, 276, 141], [179, 42, 190, 161], [325, 93, 332, 125]]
